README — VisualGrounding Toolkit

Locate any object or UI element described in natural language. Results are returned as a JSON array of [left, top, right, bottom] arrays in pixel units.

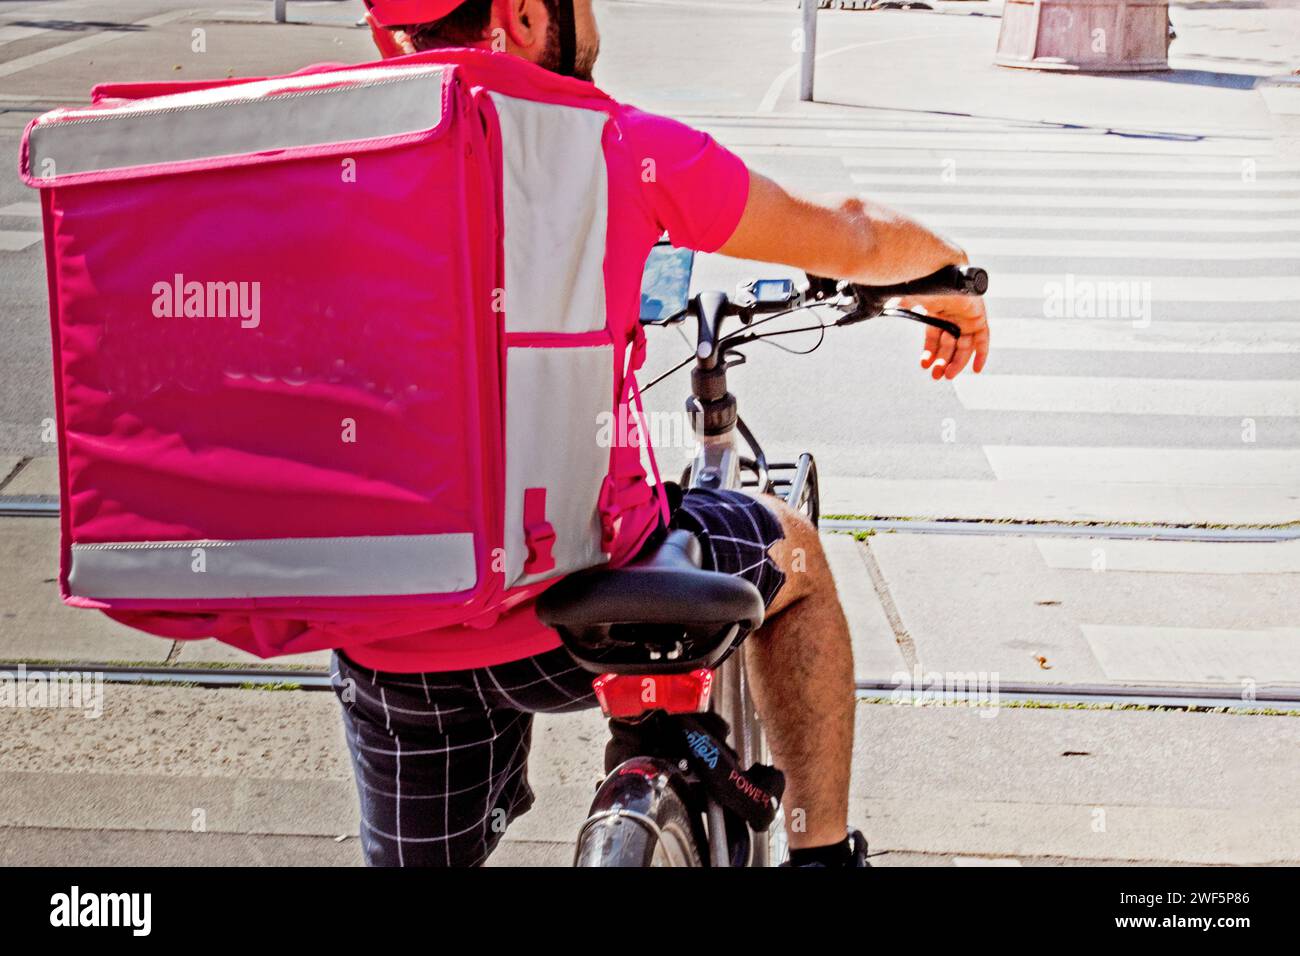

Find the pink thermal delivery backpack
[[19, 51, 664, 658]]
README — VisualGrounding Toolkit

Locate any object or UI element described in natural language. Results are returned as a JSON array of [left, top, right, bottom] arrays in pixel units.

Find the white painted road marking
[[811, 109, 1300, 529], [757, 34, 939, 113], [970, 239, 1300, 261], [829, 129, 1268, 156], [989, 318, 1300, 354], [849, 172, 1300, 193], [0, 230, 41, 251], [956, 377, 1300, 418], [978, 274, 1300, 302], [983, 447, 1300, 486], [863, 190, 1300, 212], [0, 25, 49, 49], [915, 213, 1300, 233], [0, 10, 192, 79], [841, 153, 1298, 173]]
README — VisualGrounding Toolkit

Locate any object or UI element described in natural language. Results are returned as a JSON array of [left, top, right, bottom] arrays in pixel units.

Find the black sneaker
[[848, 829, 871, 867], [779, 829, 872, 867]]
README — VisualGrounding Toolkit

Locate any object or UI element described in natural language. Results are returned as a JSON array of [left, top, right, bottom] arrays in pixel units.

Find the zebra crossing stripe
[[848, 173, 1300, 194], [915, 213, 1300, 233], [840, 154, 1296, 174], [0, 24, 47, 49], [988, 318, 1300, 354], [969, 238, 1300, 260], [956, 377, 1300, 417], [860, 191, 1300, 212], [827, 129, 1270, 156], [818, 117, 1300, 529], [982, 446, 1300, 485], [0, 11, 194, 79], [0, 231, 41, 251], [983, 274, 1300, 302]]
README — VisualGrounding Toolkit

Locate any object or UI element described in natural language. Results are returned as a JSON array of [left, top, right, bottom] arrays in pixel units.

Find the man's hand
[[898, 293, 990, 381]]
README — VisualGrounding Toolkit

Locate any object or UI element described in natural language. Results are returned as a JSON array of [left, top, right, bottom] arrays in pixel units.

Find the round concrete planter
[[996, 0, 1171, 72]]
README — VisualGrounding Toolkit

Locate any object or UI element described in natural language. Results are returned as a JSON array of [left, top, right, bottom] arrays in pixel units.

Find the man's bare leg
[[742, 495, 856, 850]]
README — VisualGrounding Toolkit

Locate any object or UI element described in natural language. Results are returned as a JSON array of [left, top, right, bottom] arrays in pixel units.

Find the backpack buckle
[[597, 475, 618, 551], [522, 487, 556, 575]]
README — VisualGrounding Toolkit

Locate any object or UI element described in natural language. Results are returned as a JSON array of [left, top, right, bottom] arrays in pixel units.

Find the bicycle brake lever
[[886, 307, 962, 341], [834, 300, 885, 327], [803, 274, 840, 302]]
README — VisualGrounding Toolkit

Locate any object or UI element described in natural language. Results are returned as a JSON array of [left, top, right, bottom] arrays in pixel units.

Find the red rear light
[[592, 670, 714, 718]]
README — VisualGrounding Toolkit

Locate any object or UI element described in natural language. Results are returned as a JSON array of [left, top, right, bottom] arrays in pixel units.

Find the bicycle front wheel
[[574, 758, 703, 867]]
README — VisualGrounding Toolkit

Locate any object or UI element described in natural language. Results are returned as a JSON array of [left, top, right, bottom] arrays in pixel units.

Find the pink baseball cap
[[364, 0, 472, 27]]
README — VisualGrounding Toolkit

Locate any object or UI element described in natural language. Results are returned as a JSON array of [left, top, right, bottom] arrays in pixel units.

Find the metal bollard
[[799, 0, 818, 101], [274, 0, 287, 23]]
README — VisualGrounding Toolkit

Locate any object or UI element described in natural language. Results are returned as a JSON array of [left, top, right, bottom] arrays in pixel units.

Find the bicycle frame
[[569, 302, 817, 868], [683, 320, 819, 868]]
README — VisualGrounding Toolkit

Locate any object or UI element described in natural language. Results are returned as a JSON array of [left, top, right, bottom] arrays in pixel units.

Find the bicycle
[[537, 247, 988, 866]]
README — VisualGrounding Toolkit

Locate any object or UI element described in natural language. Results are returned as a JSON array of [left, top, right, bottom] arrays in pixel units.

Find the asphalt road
[[1, 0, 1297, 522]]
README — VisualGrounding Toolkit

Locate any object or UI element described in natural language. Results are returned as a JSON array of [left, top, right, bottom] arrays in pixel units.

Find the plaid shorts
[[331, 487, 786, 867]]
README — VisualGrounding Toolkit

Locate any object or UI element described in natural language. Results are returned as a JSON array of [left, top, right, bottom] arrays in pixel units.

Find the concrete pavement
[[1, 681, 1295, 866]]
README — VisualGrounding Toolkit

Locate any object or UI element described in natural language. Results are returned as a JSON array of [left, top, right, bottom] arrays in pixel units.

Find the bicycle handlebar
[[811, 264, 989, 340], [643, 262, 989, 392], [853, 264, 989, 302]]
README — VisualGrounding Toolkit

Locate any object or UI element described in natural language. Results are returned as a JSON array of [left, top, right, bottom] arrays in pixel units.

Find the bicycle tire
[[574, 758, 704, 867]]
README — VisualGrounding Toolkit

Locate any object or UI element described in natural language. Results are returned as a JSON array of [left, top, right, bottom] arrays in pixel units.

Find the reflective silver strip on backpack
[[27, 65, 449, 179], [68, 533, 477, 599], [489, 93, 615, 586]]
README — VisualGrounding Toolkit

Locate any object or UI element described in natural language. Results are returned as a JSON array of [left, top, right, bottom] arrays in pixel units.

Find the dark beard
[[536, 12, 597, 81]]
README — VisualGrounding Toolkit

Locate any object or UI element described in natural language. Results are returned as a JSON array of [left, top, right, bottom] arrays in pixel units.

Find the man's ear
[[495, 0, 538, 48]]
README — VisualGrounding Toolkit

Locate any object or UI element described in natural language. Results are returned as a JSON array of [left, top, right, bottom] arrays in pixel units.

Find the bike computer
[[639, 240, 695, 324], [752, 278, 796, 304], [739, 277, 798, 306]]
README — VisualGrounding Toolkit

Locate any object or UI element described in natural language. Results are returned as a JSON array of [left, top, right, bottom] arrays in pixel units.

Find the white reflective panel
[[68, 532, 477, 599], [503, 344, 614, 586], [490, 93, 609, 335]]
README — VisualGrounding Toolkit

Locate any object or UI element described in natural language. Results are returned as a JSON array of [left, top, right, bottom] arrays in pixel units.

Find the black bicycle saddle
[[537, 529, 765, 630], [536, 529, 766, 674]]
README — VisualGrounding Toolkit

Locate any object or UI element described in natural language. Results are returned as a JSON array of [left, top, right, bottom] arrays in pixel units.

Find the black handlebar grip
[[856, 265, 988, 301], [959, 265, 989, 296]]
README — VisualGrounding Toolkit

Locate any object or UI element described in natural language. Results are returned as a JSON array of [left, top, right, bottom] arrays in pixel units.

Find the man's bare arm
[[718, 169, 967, 285], [718, 169, 990, 380]]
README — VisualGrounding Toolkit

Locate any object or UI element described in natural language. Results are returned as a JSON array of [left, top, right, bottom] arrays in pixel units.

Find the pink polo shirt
[[340, 103, 751, 673]]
